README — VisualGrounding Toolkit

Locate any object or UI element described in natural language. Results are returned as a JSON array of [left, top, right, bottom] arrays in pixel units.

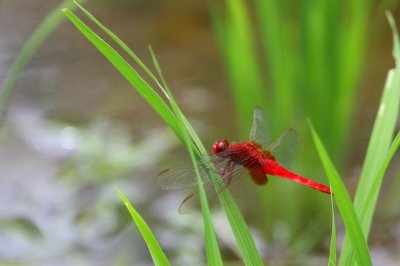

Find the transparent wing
[[158, 145, 266, 213], [266, 128, 299, 167], [156, 154, 224, 189], [178, 165, 268, 214], [157, 146, 257, 190], [249, 107, 270, 147], [157, 163, 205, 189], [178, 177, 232, 214]]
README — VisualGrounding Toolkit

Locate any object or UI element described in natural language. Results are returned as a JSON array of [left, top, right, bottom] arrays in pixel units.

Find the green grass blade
[[220, 201, 264, 266], [338, 131, 399, 264], [116, 188, 170, 266], [64, 6, 263, 265], [360, 130, 400, 218], [0, 0, 87, 127], [309, 121, 372, 266], [147, 46, 207, 157], [381, 133, 400, 215], [328, 194, 336, 266], [149, 48, 223, 266], [62, 8, 182, 141], [150, 49, 263, 266], [339, 12, 400, 265], [72, 1, 161, 87], [353, 12, 400, 231]]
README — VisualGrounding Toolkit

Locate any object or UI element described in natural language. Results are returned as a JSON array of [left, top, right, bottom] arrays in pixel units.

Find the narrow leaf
[[340, 12, 400, 265], [309, 121, 372, 266], [149, 49, 223, 266], [62, 8, 181, 141], [117, 189, 170, 266], [328, 194, 336, 266], [64, 6, 264, 265]]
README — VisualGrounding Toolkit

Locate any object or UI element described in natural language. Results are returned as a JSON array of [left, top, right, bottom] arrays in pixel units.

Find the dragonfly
[[157, 108, 331, 213]]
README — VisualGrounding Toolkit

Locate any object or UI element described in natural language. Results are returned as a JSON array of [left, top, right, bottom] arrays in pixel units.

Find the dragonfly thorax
[[212, 139, 230, 154]]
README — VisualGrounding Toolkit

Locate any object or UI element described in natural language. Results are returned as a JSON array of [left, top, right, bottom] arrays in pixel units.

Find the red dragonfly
[[158, 108, 331, 213]]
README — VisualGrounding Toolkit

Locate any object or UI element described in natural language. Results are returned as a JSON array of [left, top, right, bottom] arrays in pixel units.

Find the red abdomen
[[262, 159, 332, 194]]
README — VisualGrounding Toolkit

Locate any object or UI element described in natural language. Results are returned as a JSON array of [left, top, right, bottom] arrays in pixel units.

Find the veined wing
[[157, 155, 222, 189], [265, 128, 299, 167], [249, 107, 270, 147], [178, 163, 268, 214], [157, 145, 261, 190], [248, 107, 299, 167]]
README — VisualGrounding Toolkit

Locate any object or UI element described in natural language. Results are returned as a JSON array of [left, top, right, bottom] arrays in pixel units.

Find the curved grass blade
[[63, 8, 222, 264], [69, 4, 222, 262], [61, 8, 181, 142], [339, 12, 400, 265], [149, 48, 223, 265], [116, 188, 170, 266], [72, 1, 160, 87], [150, 48, 263, 265], [360, 130, 400, 219], [328, 194, 336, 266], [353, 11, 400, 234], [309, 121, 372, 266], [0, 0, 87, 128], [64, 6, 263, 265]]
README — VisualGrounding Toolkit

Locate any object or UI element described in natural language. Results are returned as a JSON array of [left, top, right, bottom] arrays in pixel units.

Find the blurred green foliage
[[209, 0, 400, 258], [210, 0, 397, 163]]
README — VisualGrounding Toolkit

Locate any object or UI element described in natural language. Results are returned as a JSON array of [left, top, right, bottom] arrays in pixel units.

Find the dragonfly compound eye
[[212, 139, 229, 154]]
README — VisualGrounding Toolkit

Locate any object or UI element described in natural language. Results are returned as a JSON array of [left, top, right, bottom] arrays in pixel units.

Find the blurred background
[[0, 0, 399, 265]]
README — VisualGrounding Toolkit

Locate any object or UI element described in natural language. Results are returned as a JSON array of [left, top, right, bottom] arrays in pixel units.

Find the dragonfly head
[[212, 139, 229, 154]]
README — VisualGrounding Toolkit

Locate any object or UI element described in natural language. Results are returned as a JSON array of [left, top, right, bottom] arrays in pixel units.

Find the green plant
[[311, 12, 400, 266], [210, 0, 379, 163], [209, 1, 400, 254], [62, 2, 399, 265], [63, 3, 264, 265]]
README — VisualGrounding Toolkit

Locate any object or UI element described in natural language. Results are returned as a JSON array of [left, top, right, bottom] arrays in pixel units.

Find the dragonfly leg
[[220, 160, 235, 186]]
